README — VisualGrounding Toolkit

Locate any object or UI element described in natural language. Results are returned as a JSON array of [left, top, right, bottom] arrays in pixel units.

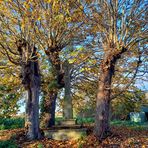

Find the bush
[[0, 117, 25, 130], [0, 140, 17, 148]]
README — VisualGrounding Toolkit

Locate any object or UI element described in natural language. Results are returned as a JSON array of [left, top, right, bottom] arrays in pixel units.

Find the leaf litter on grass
[[0, 126, 147, 148]]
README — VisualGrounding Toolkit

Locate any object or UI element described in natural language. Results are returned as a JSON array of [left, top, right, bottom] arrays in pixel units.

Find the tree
[[34, 0, 88, 127], [0, 86, 21, 118], [0, 1, 41, 139], [0, 53, 22, 117], [111, 87, 147, 120], [40, 65, 58, 127], [86, 0, 147, 140]]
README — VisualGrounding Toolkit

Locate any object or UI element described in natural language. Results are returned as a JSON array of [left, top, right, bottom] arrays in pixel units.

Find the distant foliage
[[0, 85, 21, 118], [111, 89, 146, 120]]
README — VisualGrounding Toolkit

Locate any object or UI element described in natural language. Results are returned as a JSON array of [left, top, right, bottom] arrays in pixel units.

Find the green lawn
[[110, 120, 148, 130], [0, 117, 147, 131]]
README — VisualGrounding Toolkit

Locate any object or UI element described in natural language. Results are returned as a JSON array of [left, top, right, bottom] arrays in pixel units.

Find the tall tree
[[86, 0, 148, 140], [34, 0, 87, 127], [0, 1, 41, 139]]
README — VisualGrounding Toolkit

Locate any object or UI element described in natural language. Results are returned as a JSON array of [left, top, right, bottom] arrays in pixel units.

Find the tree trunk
[[48, 92, 57, 127], [94, 83, 111, 140], [41, 91, 57, 128], [94, 47, 128, 140], [94, 58, 115, 140], [42, 47, 64, 127], [63, 60, 73, 119], [25, 86, 41, 140], [23, 62, 41, 140], [17, 42, 41, 140]]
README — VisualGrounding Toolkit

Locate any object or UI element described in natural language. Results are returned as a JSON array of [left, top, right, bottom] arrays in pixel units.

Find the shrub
[[0, 140, 17, 148], [0, 117, 25, 130]]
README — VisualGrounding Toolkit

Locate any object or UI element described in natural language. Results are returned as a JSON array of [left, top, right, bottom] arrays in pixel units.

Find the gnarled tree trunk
[[41, 91, 57, 127], [94, 65, 112, 140], [41, 47, 64, 127], [17, 40, 41, 140], [25, 85, 41, 140], [23, 61, 41, 140], [94, 47, 127, 140]]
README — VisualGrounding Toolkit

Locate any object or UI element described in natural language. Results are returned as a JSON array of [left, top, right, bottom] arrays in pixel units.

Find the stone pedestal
[[59, 119, 76, 126], [44, 128, 87, 140], [43, 119, 87, 140]]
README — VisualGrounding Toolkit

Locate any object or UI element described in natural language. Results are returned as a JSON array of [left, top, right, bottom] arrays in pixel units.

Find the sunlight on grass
[[110, 120, 148, 130]]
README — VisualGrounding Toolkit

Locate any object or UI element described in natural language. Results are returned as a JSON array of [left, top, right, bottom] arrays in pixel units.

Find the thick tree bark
[[94, 69, 112, 140], [17, 41, 41, 140], [47, 92, 57, 126], [41, 91, 57, 128], [25, 86, 41, 140], [94, 47, 128, 140], [23, 62, 41, 140], [63, 60, 73, 119], [94, 53, 117, 140], [41, 47, 64, 127]]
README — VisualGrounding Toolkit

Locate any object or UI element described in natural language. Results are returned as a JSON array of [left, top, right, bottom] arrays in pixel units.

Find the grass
[[110, 120, 148, 130], [0, 117, 147, 131], [75, 117, 148, 130]]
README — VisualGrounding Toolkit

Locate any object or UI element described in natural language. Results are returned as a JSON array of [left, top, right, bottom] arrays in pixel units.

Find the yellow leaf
[[37, 16, 41, 21], [45, 0, 51, 3], [21, 23, 25, 29]]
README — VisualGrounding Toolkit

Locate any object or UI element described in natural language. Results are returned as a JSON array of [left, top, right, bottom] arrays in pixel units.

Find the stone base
[[45, 119, 86, 140], [59, 119, 76, 126], [44, 128, 87, 140]]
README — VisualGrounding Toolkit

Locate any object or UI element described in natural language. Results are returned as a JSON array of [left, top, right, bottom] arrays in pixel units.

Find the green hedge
[[0, 140, 17, 148], [0, 117, 25, 130]]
